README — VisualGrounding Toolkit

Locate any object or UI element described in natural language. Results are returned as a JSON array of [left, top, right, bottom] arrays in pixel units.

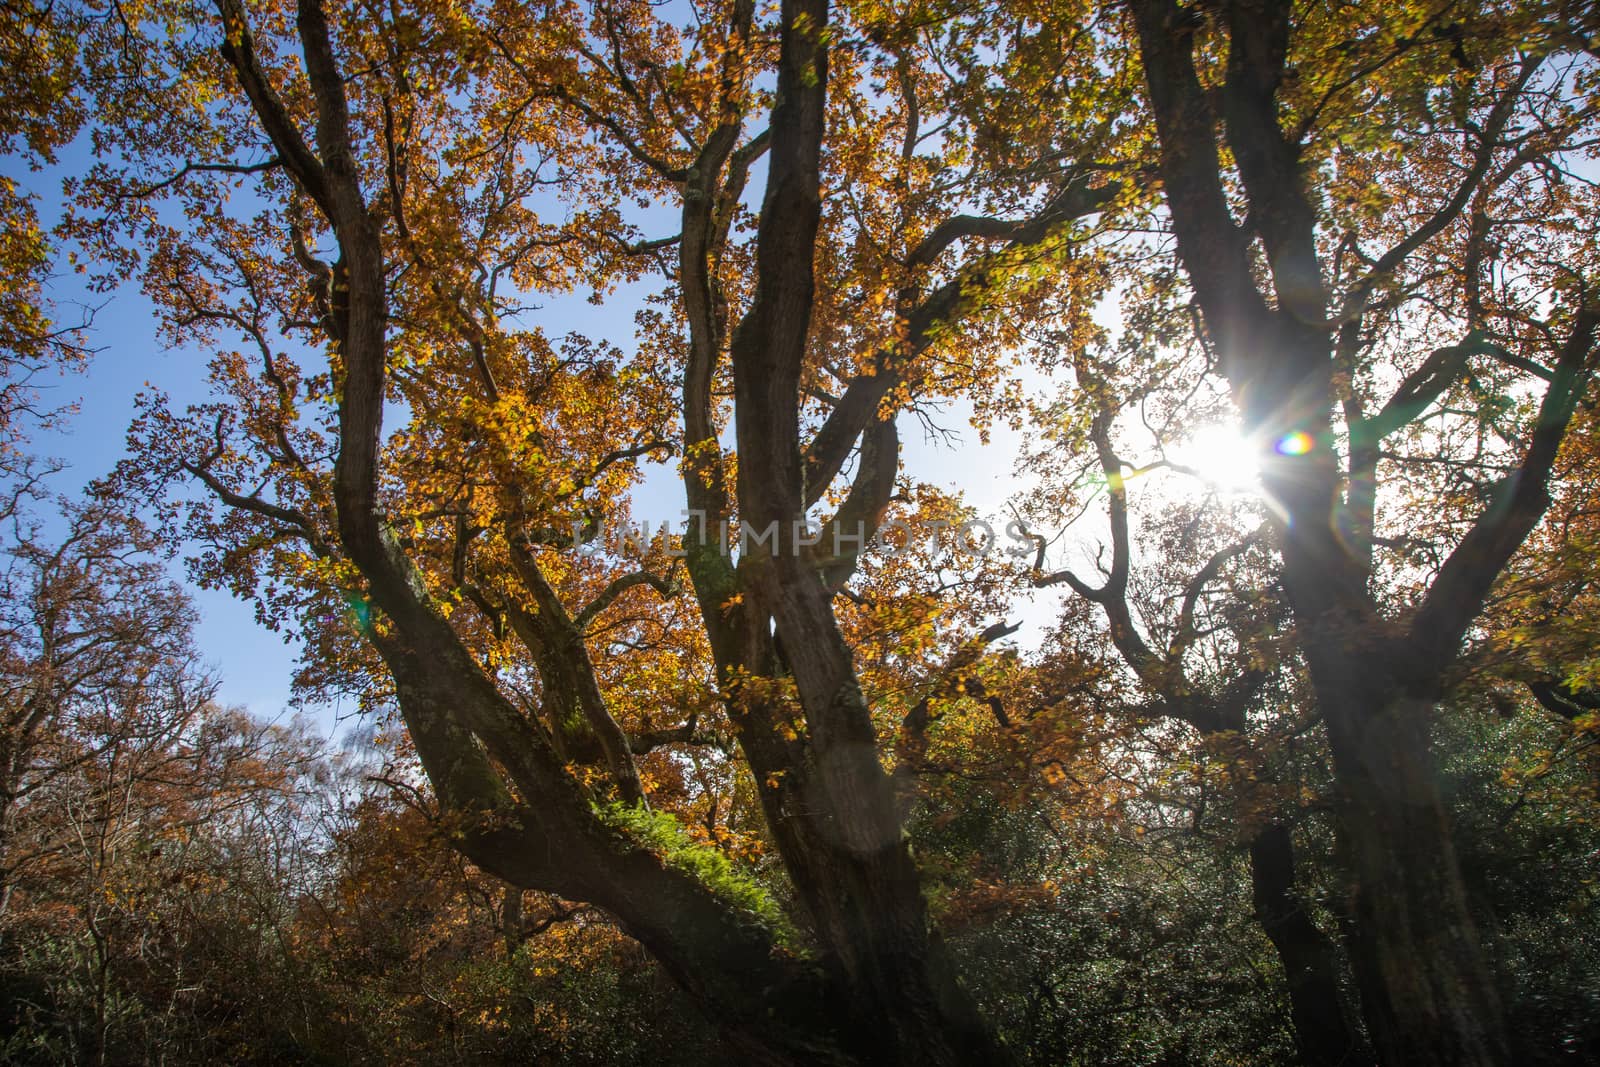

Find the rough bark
[[714, 0, 1010, 1059], [1319, 691, 1507, 1066]]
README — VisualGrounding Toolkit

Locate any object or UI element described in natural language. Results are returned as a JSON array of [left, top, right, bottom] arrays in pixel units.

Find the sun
[[1180, 423, 1262, 493]]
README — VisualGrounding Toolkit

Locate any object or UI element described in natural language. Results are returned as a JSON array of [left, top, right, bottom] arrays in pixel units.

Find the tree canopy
[[1, 0, 1598, 1064]]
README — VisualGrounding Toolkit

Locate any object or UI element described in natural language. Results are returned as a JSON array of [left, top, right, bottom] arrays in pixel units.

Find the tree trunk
[[1322, 693, 1508, 1066], [1248, 823, 1374, 1067], [707, 0, 1013, 1058]]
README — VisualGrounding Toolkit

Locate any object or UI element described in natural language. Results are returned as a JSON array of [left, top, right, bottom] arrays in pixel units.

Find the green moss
[[594, 802, 799, 948]]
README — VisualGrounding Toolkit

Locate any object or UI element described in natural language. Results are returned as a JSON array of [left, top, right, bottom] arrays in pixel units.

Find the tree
[[1020, 372, 1371, 1067], [67, 0, 1132, 1061], [1118, 1, 1599, 1062], [0, 493, 335, 1065], [0, 499, 195, 913], [0, 700, 331, 1066]]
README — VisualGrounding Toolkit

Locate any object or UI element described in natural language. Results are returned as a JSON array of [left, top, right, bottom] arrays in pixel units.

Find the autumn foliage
[[1, 0, 1599, 1064]]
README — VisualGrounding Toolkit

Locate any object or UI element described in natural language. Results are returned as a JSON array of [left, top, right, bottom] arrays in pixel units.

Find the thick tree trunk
[[1270, 518, 1509, 1065], [1321, 693, 1508, 1066], [1256, 410, 1510, 1065], [1248, 823, 1373, 1067], [678, 547, 1008, 1065], [706, 0, 1012, 1058]]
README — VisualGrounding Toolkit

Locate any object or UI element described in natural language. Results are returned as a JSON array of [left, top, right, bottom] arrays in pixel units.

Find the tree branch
[[215, 0, 333, 217], [575, 570, 678, 632], [1405, 299, 1599, 684]]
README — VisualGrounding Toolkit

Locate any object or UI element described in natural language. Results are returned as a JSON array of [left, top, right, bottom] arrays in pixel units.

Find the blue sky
[[25, 252, 1041, 730], [26, 234, 311, 722], [13, 115, 1058, 734]]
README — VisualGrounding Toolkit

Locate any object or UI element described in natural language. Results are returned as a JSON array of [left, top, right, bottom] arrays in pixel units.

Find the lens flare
[[344, 591, 373, 634], [1183, 424, 1260, 492], [1274, 431, 1314, 456]]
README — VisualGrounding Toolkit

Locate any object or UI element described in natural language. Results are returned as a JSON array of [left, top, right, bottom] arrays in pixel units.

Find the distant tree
[[0, 494, 339, 1064], [0, 499, 195, 913]]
